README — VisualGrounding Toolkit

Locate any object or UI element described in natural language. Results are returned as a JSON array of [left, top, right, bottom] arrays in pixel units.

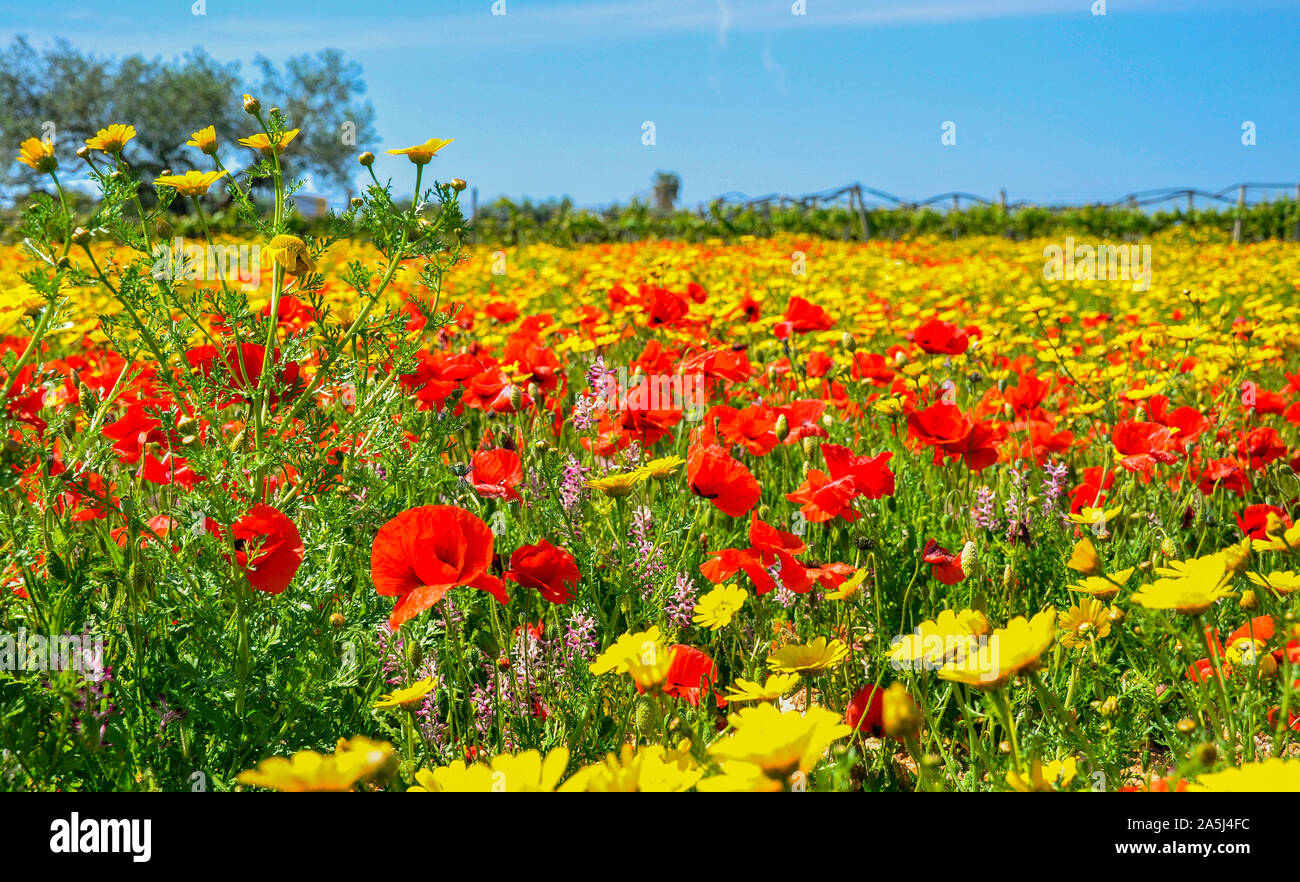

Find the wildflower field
[[4, 114, 1300, 793]]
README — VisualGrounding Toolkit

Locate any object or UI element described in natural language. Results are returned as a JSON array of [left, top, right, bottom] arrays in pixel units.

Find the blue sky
[[5, 0, 1298, 208]]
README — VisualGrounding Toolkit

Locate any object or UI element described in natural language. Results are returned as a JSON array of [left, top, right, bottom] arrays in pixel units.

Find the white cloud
[[716, 0, 732, 49]]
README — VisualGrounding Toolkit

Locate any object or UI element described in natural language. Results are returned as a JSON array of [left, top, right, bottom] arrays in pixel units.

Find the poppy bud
[[841, 331, 856, 351], [358, 151, 375, 167], [774, 413, 790, 441], [959, 540, 978, 578], [404, 640, 423, 668], [633, 694, 661, 738]]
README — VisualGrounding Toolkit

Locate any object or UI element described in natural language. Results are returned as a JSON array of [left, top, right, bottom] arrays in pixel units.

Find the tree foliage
[[0, 37, 377, 201]]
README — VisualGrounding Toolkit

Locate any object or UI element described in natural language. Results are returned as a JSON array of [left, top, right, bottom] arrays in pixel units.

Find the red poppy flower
[[1236, 504, 1291, 540], [687, 444, 761, 517], [223, 504, 304, 595], [468, 447, 523, 502], [111, 515, 179, 550], [371, 505, 508, 627], [679, 347, 752, 383], [1238, 426, 1288, 470], [187, 343, 303, 407], [846, 684, 885, 736], [773, 296, 834, 339], [1112, 421, 1178, 473], [1185, 657, 1222, 683], [921, 539, 965, 585], [1197, 457, 1250, 497], [1004, 374, 1051, 414], [645, 287, 690, 327], [700, 514, 812, 595], [1268, 707, 1300, 732], [660, 645, 725, 707], [907, 402, 999, 471], [711, 404, 779, 456], [1225, 615, 1276, 647], [503, 538, 580, 604], [786, 443, 895, 523], [912, 317, 973, 355], [776, 399, 829, 445]]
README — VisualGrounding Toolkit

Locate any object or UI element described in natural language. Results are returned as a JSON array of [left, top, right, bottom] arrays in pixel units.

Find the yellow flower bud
[[882, 683, 922, 739]]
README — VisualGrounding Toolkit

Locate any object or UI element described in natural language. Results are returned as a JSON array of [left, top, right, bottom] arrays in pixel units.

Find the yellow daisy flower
[[1068, 567, 1134, 600], [1007, 756, 1078, 792], [1132, 555, 1234, 615], [1057, 599, 1113, 648], [1188, 758, 1300, 792], [633, 455, 686, 481], [704, 703, 851, 786], [1246, 570, 1300, 596], [559, 743, 701, 792], [186, 125, 219, 155], [237, 736, 395, 792], [262, 234, 317, 276], [721, 673, 801, 704], [239, 129, 300, 156], [766, 637, 849, 675], [825, 568, 867, 600], [890, 608, 991, 670], [409, 747, 569, 792], [1067, 504, 1122, 529], [938, 609, 1056, 689], [85, 124, 136, 153], [692, 583, 747, 630], [387, 137, 454, 165], [373, 675, 437, 710], [16, 137, 57, 173], [586, 471, 643, 497], [153, 169, 228, 197]]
